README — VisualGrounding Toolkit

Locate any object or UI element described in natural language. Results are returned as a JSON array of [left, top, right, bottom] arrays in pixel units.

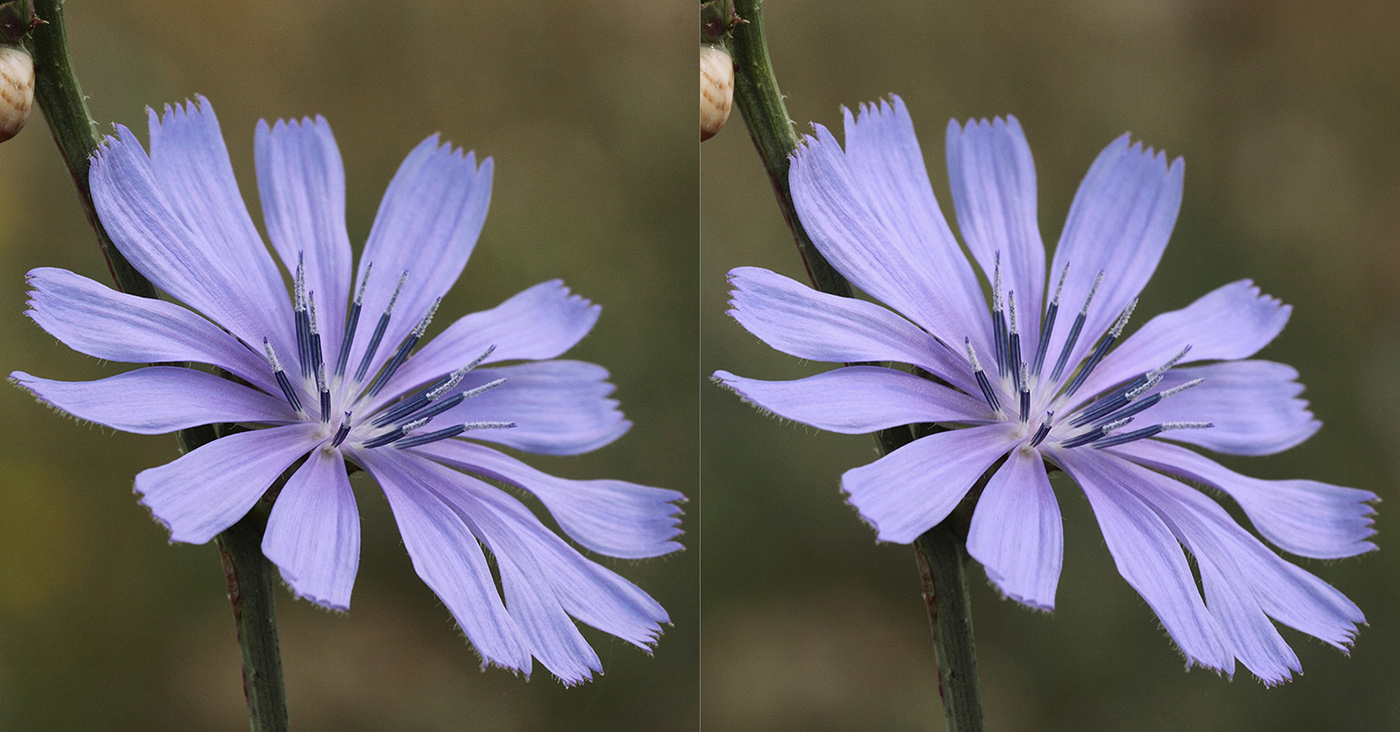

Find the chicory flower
[[715, 96, 1373, 684], [14, 97, 682, 685]]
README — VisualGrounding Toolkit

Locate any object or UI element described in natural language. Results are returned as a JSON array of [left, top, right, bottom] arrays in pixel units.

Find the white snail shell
[[700, 44, 733, 142], [0, 45, 33, 143]]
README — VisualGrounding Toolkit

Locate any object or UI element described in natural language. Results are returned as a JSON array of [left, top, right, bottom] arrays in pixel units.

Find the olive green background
[[703, 1, 1400, 730], [0, 1, 696, 730]]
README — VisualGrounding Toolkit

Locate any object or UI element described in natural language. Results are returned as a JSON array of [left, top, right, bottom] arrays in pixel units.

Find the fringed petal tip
[[257, 112, 334, 138], [281, 576, 352, 614], [89, 122, 143, 164], [412, 131, 493, 176], [989, 576, 1056, 614]]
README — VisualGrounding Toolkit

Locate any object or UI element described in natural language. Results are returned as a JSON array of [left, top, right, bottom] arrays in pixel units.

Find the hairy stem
[[30, 3, 289, 729], [727, 1, 985, 729]]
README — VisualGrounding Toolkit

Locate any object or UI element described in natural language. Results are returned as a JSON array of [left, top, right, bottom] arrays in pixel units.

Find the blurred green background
[[702, 1, 1400, 730], [0, 1, 696, 730]]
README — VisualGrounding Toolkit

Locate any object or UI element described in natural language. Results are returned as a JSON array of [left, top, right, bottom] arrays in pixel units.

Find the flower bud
[[700, 44, 732, 142], [0, 44, 32, 143]]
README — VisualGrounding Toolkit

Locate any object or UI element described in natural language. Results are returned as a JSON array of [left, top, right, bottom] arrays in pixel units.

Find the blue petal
[[725, 266, 976, 393], [1043, 136, 1184, 384], [713, 366, 992, 434], [1069, 279, 1290, 406], [90, 105, 296, 361], [136, 422, 323, 544], [262, 447, 359, 611], [456, 472, 671, 653], [411, 439, 684, 559], [842, 422, 1020, 544], [946, 115, 1046, 338], [1143, 361, 1319, 456], [1110, 439, 1377, 559], [145, 100, 295, 351], [255, 115, 355, 359], [1049, 447, 1235, 676], [376, 280, 600, 402], [24, 267, 278, 393], [428, 360, 629, 456], [428, 470, 604, 685], [790, 98, 993, 358], [347, 137, 493, 382], [353, 447, 533, 676], [1077, 452, 1363, 684], [967, 448, 1062, 611], [11, 367, 296, 434]]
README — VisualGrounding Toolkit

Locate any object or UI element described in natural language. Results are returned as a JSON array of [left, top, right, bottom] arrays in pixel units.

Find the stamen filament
[[264, 338, 303, 413], [966, 338, 1002, 413], [1028, 411, 1055, 448], [307, 290, 324, 381], [366, 297, 441, 398], [394, 421, 515, 450], [1063, 298, 1137, 400], [317, 363, 331, 423], [1091, 421, 1212, 450], [353, 270, 409, 383], [1059, 416, 1133, 449], [1031, 264, 1069, 378], [1069, 374, 1161, 428], [336, 265, 372, 378], [371, 346, 497, 428], [991, 253, 1009, 379], [1008, 291, 1023, 393], [1050, 270, 1103, 382], [1018, 362, 1030, 423], [330, 411, 353, 448], [293, 254, 312, 380]]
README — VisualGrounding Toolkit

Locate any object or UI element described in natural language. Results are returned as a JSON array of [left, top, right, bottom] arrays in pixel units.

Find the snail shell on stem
[[0, 44, 33, 143], [700, 44, 733, 142]]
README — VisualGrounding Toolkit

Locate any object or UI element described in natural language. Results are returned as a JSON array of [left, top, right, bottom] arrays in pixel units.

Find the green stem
[[216, 514, 290, 732], [725, 0, 850, 298], [28, 0, 154, 300], [727, 1, 985, 729], [30, 3, 290, 729]]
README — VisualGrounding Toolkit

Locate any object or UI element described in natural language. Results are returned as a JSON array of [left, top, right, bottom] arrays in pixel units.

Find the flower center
[[963, 253, 1212, 451], [260, 253, 515, 451]]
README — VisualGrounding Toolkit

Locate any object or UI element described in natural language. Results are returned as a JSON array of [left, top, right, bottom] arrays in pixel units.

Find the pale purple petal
[[1093, 453, 1362, 682], [726, 266, 975, 393], [136, 422, 323, 544], [410, 439, 683, 559], [425, 470, 603, 685], [353, 448, 532, 675], [1049, 447, 1234, 675], [262, 448, 359, 611], [144, 99, 295, 355], [713, 366, 991, 434], [255, 115, 354, 358], [946, 116, 1045, 336], [790, 100, 993, 356], [1110, 439, 1377, 559], [1089, 453, 1297, 682], [91, 119, 295, 361], [449, 473, 670, 651], [1144, 361, 1319, 456], [1044, 137, 1183, 376], [967, 448, 1062, 611], [347, 137, 492, 381], [377, 280, 600, 403], [24, 267, 277, 393], [842, 423, 1020, 544], [1070, 280, 1290, 405], [431, 361, 629, 456], [11, 367, 295, 434]]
